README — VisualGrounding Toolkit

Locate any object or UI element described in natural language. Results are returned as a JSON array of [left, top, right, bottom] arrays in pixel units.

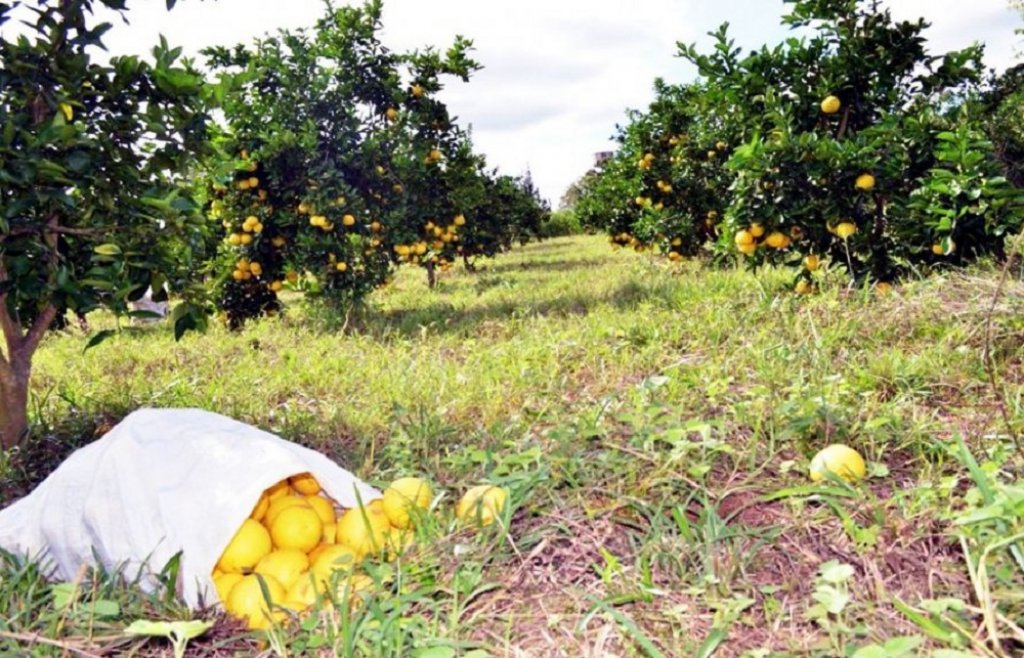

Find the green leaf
[[94, 243, 122, 256], [89, 599, 121, 618], [413, 648, 456, 658], [84, 329, 116, 352], [51, 582, 77, 609], [696, 628, 727, 658]]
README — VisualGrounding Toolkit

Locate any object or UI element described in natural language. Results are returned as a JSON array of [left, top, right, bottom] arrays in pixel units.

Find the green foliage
[[539, 209, 582, 238], [0, 0, 215, 446], [6, 235, 1024, 654], [982, 64, 1024, 188], [577, 0, 1022, 286], [204, 1, 547, 324]]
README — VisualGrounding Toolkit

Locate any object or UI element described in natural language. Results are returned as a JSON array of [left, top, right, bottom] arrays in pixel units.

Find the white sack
[[0, 408, 380, 609]]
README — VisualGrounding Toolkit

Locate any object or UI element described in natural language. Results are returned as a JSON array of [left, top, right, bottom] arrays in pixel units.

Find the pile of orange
[[212, 474, 431, 629], [212, 474, 509, 630]]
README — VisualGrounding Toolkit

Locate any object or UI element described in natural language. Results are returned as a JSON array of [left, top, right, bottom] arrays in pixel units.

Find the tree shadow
[[361, 278, 656, 338], [482, 256, 611, 275]]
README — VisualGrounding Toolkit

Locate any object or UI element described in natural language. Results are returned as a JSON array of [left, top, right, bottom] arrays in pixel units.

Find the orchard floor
[[3, 234, 1024, 657]]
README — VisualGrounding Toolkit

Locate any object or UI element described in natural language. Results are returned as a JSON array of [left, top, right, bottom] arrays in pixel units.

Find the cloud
[[13, 0, 1017, 204]]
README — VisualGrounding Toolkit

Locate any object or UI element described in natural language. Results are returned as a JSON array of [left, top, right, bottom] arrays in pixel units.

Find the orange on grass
[[381, 477, 433, 529]]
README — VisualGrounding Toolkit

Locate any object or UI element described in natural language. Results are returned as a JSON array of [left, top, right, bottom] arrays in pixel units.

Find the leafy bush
[[576, 0, 1024, 286], [539, 210, 583, 238]]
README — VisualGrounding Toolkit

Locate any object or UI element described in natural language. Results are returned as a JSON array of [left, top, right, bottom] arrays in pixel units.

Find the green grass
[[2, 234, 1024, 656]]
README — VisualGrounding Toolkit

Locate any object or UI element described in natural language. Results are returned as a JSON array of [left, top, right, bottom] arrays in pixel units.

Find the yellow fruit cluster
[[214, 476, 510, 631], [394, 242, 427, 260], [309, 215, 334, 231], [637, 152, 655, 170], [236, 176, 260, 191], [231, 259, 263, 282], [241, 215, 263, 235], [733, 223, 777, 255], [213, 474, 434, 630], [609, 232, 647, 252]]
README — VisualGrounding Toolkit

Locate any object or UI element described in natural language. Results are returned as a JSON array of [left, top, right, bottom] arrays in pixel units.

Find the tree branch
[[23, 304, 58, 358], [1, 224, 112, 241], [0, 260, 24, 355]]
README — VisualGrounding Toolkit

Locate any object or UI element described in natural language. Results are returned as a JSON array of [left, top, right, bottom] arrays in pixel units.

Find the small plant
[[805, 560, 857, 654], [124, 619, 213, 658]]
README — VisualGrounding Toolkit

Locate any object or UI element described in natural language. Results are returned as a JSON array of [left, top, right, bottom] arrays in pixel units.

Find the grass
[[2, 234, 1024, 656]]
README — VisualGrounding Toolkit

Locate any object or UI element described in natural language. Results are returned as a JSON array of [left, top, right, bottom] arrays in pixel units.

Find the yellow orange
[[336, 504, 391, 556], [820, 95, 841, 114], [254, 549, 309, 591], [381, 477, 433, 529], [270, 506, 323, 553], [734, 230, 754, 247], [305, 495, 337, 525], [289, 473, 321, 496], [311, 544, 359, 583], [287, 574, 323, 608], [213, 572, 244, 604], [809, 444, 867, 483], [455, 485, 508, 527], [834, 222, 857, 239], [216, 519, 272, 574], [226, 574, 286, 630], [855, 173, 875, 191], [265, 496, 310, 526]]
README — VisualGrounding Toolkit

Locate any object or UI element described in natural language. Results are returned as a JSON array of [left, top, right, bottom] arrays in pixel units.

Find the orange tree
[[706, 0, 1020, 288], [577, 0, 1022, 287], [576, 76, 736, 259], [457, 170, 549, 271], [982, 64, 1024, 189], [0, 0, 214, 448], [205, 0, 544, 322]]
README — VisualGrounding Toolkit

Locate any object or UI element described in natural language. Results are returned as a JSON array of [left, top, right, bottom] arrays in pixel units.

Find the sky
[[5, 1, 1020, 205]]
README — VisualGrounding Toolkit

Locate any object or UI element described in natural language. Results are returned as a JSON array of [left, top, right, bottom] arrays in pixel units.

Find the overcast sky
[[6, 1, 1019, 204]]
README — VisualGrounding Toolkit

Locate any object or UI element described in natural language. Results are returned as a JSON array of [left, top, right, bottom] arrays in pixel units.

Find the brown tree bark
[[0, 282, 57, 450], [425, 261, 437, 289], [0, 361, 30, 450]]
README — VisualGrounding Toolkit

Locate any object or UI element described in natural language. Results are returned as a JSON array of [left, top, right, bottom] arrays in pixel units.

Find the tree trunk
[[0, 362, 30, 450], [425, 261, 437, 289], [463, 255, 477, 273], [0, 299, 56, 451]]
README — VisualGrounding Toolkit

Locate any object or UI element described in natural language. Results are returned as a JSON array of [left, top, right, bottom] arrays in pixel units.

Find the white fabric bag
[[0, 408, 380, 608]]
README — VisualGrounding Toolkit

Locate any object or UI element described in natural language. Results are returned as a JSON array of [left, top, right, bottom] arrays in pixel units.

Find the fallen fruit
[[382, 477, 433, 529], [456, 485, 509, 527], [809, 444, 867, 483]]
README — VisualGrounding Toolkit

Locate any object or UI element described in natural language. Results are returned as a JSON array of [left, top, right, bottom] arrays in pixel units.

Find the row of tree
[[572, 0, 1023, 290], [0, 0, 549, 448]]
